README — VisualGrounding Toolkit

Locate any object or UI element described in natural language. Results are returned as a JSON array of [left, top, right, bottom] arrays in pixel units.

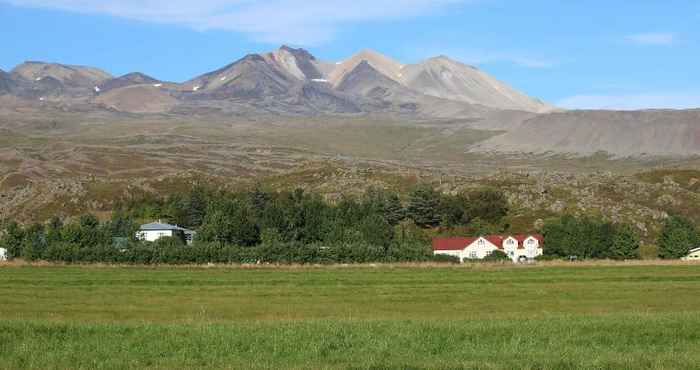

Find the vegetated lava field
[[2, 264, 700, 369]]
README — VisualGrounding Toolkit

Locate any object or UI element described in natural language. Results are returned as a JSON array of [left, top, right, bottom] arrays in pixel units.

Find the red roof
[[432, 234, 543, 251], [432, 237, 478, 251]]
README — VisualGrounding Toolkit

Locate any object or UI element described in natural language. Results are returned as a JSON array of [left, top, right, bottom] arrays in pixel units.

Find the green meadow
[[2, 264, 700, 369]]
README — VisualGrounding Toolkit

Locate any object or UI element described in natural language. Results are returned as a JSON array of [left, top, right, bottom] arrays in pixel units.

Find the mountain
[[3, 46, 700, 158], [98, 72, 162, 92], [0, 69, 17, 94], [328, 49, 404, 87], [11, 61, 111, 88], [95, 84, 178, 114], [1, 47, 551, 117], [470, 109, 700, 157], [400, 56, 553, 113], [182, 46, 327, 98]]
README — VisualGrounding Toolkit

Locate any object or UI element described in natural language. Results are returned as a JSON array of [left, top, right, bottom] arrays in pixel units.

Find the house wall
[[683, 249, 700, 261], [137, 230, 174, 242], [0, 248, 6, 261], [434, 236, 544, 263], [463, 239, 500, 260]]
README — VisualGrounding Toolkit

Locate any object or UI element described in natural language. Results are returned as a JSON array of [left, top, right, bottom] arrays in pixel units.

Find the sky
[[1, 0, 699, 109]]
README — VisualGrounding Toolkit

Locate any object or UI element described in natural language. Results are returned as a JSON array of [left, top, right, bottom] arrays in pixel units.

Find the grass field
[[2, 263, 700, 369]]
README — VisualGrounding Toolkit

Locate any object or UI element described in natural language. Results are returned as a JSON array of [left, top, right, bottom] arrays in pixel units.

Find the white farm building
[[0, 247, 7, 261], [433, 234, 543, 263], [136, 221, 196, 245], [682, 247, 700, 261]]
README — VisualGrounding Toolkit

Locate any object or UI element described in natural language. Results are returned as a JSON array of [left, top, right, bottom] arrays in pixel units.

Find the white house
[[0, 247, 7, 261], [682, 247, 700, 261], [433, 234, 543, 263], [136, 221, 196, 245]]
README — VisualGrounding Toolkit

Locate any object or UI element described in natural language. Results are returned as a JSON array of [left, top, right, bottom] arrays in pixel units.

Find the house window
[[157, 232, 166, 238], [469, 251, 477, 259], [478, 239, 485, 246]]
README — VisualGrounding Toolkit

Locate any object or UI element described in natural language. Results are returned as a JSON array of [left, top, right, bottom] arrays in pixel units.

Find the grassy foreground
[[2, 264, 700, 369], [3, 314, 700, 370]]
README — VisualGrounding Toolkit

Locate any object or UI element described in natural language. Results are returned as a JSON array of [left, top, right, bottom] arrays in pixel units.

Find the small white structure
[[433, 234, 543, 263], [136, 221, 196, 245], [682, 247, 700, 261], [0, 247, 7, 261]]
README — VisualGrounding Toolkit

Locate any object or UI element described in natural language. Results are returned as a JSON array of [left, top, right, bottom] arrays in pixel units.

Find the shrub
[[431, 254, 461, 264], [482, 250, 511, 262]]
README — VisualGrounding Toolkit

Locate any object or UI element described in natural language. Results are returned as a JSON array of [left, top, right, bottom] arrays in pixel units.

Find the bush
[[482, 250, 511, 262], [431, 254, 461, 264]]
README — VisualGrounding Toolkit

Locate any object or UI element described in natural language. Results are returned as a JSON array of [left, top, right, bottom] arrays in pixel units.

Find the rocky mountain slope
[[470, 109, 700, 157], [98, 72, 163, 92], [2, 46, 700, 158], [1, 46, 549, 118], [400, 56, 552, 113]]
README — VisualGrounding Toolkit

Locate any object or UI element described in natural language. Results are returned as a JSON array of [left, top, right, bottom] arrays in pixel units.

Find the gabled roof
[[432, 237, 478, 251], [512, 234, 544, 249], [140, 222, 190, 232]]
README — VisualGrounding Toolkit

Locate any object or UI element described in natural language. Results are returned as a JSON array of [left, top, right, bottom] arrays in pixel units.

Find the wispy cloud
[[558, 92, 700, 110], [408, 47, 559, 69], [626, 32, 676, 46], [1, 0, 469, 45]]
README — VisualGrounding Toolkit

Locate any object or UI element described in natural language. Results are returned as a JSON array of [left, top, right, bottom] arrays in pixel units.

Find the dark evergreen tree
[[383, 193, 406, 226], [46, 216, 64, 244], [658, 215, 699, 259], [610, 224, 641, 260], [187, 186, 207, 228], [467, 189, 508, 223], [406, 185, 441, 228], [250, 184, 270, 216]]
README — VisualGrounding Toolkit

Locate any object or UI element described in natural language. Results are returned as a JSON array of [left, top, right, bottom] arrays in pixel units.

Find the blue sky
[[1, 0, 699, 109]]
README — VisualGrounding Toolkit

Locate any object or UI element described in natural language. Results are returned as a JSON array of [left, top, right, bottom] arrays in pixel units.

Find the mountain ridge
[[0, 46, 552, 115]]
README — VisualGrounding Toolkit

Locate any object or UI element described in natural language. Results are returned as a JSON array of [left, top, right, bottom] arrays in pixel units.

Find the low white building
[[0, 247, 7, 261], [682, 247, 700, 261], [433, 234, 543, 263], [136, 221, 196, 245]]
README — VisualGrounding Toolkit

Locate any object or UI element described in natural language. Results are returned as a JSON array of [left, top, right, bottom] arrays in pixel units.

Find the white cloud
[[626, 32, 676, 46], [1, 0, 469, 45], [407, 47, 559, 69], [558, 92, 700, 110]]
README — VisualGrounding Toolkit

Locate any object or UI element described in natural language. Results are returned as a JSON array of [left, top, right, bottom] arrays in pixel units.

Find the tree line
[[0, 185, 508, 264], [541, 214, 699, 260], [1, 184, 696, 264]]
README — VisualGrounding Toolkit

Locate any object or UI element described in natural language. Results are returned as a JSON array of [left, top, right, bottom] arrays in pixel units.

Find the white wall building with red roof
[[433, 234, 543, 263]]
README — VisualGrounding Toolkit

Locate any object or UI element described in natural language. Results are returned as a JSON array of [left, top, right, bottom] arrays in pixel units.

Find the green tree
[[46, 216, 64, 244], [198, 201, 260, 246], [383, 193, 406, 226], [189, 186, 208, 228], [406, 185, 441, 228], [610, 224, 641, 260], [438, 194, 468, 227], [467, 189, 509, 224], [20, 223, 47, 261], [658, 215, 699, 259], [359, 214, 394, 248]]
